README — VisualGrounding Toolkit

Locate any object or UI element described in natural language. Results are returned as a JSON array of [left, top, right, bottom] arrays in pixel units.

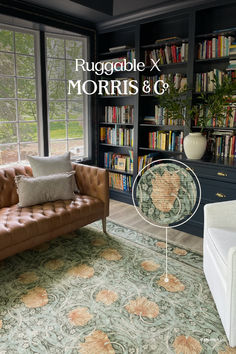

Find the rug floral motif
[[0, 220, 232, 353]]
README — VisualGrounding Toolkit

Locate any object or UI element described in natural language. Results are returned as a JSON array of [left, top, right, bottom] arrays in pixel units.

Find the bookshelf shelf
[[107, 168, 133, 175], [99, 95, 135, 99], [139, 147, 184, 154], [141, 38, 188, 49], [98, 48, 135, 57], [100, 143, 133, 149], [192, 126, 236, 130], [140, 124, 185, 130], [195, 57, 229, 63], [99, 122, 134, 126]]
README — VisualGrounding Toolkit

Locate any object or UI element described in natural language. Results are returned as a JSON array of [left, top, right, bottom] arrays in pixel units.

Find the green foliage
[[198, 75, 236, 130], [159, 81, 196, 128]]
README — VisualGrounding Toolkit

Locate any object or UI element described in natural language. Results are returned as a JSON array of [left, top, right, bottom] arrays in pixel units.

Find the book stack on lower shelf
[[100, 126, 134, 146], [148, 131, 184, 152], [109, 173, 132, 192]]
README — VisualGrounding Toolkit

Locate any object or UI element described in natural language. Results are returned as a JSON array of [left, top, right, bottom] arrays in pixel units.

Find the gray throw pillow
[[15, 172, 76, 207], [27, 153, 79, 192]]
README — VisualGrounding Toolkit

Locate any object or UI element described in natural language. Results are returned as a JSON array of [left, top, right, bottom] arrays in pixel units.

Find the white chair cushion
[[208, 227, 236, 266]]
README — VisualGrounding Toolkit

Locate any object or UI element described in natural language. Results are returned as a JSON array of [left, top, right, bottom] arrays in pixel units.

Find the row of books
[[196, 35, 235, 59], [195, 69, 225, 92], [100, 127, 134, 146], [138, 153, 158, 173], [228, 44, 236, 71], [154, 106, 185, 126], [210, 131, 236, 158], [144, 42, 188, 65], [104, 152, 133, 173], [194, 104, 236, 128], [148, 131, 184, 152], [142, 73, 187, 94], [104, 105, 134, 124], [109, 172, 132, 191]]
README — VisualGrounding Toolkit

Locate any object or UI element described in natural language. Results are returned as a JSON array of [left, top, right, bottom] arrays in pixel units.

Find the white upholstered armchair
[[204, 200, 236, 347]]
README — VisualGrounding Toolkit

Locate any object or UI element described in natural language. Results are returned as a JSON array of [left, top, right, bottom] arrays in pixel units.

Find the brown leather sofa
[[0, 163, 109, 261]]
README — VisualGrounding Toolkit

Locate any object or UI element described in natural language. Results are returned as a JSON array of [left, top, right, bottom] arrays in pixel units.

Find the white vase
[[183, 132, 207, 160]]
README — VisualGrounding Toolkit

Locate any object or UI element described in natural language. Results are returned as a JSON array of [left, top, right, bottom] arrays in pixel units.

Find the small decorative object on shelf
[[196, 35, 235, 59]]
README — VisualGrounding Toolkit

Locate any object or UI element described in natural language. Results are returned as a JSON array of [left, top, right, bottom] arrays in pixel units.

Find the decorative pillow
[[15, 172, 76, 207], [27, 153, 79, 192]]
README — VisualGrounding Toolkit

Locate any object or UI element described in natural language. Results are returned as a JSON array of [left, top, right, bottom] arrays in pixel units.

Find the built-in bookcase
[[97, 2, 236, 235]]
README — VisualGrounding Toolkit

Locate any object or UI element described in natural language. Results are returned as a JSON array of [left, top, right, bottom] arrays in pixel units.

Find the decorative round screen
[[134, 160, 200, 228]]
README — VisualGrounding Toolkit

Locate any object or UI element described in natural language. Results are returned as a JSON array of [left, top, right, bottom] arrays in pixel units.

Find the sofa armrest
[[204, 200, 236, 230], [74, 164, 109, 217]]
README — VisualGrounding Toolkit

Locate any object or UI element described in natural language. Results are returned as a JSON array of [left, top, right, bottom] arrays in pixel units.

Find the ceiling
[[19, 0, 221, 26]]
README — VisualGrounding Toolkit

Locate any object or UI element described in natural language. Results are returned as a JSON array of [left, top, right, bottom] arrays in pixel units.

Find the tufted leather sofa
[[0, 163, 109, 261]]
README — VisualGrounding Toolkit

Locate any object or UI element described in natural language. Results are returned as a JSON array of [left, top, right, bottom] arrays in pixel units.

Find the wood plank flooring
[[108, 199, 203, 255]]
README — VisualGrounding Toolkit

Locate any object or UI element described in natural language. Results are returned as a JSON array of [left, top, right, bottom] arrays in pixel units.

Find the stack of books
[[104, 106, 134, 124], [100, 126, 134, 146], [138, 153, 158, 173], [154, 106, 185, 126], [196, 35, 235, 59], [144, 42, 188, 65], [148, 131, 184, 152]]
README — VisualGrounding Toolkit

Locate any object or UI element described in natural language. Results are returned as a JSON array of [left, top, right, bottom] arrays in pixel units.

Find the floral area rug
[[0, 220, 233, 353]]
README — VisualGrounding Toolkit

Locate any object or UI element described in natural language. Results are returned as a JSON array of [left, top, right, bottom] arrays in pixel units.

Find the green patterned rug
[[0, 220, 233, 353]]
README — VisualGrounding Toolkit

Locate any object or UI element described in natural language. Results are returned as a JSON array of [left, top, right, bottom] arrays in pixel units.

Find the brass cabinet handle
[[217, 172, 227, 177], [216, 192, 226, 198]]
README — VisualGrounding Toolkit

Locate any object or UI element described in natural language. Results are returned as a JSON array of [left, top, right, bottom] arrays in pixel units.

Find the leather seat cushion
[[208, 227, 236, 266], [0, 195, 104, 250]]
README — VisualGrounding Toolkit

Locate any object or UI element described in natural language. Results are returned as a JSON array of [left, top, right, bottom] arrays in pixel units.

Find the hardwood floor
[[108, 199, 203, 255]]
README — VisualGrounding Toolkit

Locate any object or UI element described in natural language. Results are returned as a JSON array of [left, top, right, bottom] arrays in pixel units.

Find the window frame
[[0, 23, 43, 164]]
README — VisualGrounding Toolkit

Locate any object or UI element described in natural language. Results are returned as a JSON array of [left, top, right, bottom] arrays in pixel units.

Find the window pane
[[69, 139, 84, 157], [20, 143, 38, 161], [0, 77, 15, 98], [0, 123, 17, 143], [50, 140, 67, 155], [48, 81, 65, 100], [0, 29, 14, 52], [67, 101, 83, 120], [0, 101, 16, 121], [50, 121, 66, 140], [49, 101, 66, 120], [68, 121, 83, 139], [17, 78, 36, 99], [47, 37, 65, 58], [18, 101, 37, 121], [0, 144, 18, 164], [0, 53, 15, 75], [16, 55, 35, 77], [15, 32, 34, 55], [66, 40, 83, 59], [66, 60, 83, 80], [19, 122, 38, 142], [47, 59, 65, 80]]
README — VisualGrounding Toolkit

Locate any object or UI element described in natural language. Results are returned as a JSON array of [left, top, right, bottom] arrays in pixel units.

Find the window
[[0, 26, 41, 165], [0, 25, 89, 166], [46, 34, 88, 158]]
